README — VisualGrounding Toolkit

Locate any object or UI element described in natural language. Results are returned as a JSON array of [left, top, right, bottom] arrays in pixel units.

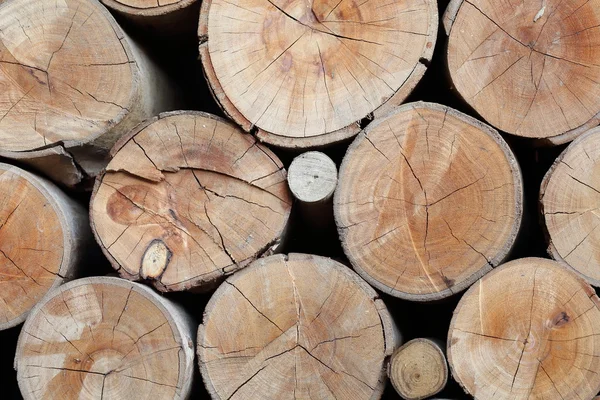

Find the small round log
[[334, 102, 522, 301], [197, 253, 400, 400], [0, 0, 176, 187], [388, 338, 447, 400], [90, 111, 292, 292], [198, 0, 438, 148], [540, 126, 600, 286], [15, 276, 196, 400], [445, 0, 600, 144], [448, 257, 600, 399], [0, 162, 89, 330]]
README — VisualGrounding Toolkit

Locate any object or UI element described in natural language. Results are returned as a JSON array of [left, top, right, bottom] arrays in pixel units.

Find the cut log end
[[448, 258, 600, 400], [541, 126, 600, 286], [90, 111, 292, 292], [197, 253, 397, 399], [388, 338, 447, 400], [335, 102, 522, 301], [0, 163, 86, 330], [15, 277, 195, 400], [288, 151, 337, 204], [199, 0, 438, 148], [447, 0, 600, 140], [102, 0, 197, 15]]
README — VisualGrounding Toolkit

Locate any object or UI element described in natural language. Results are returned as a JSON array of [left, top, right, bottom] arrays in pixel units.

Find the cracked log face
[[198, 0, 438, 148], [334, 102, 522, 301], [541, 127, 600, 287], [0, 163, 85, 330], [15, 277, 196, 400], [447, 257, 600, 399], [197, 253, 397, 400], [0, 0, 137, 152], [90, 111, 292, 292], [388, 338, 447, 400], [447, 0, 600, 142]]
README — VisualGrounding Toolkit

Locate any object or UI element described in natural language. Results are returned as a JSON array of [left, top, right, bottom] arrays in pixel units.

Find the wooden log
[[198, 0, 438, 149], [90, 111, 292, 292], [14, 276, 196, 399], [197, 253, 400, 400], [540, 126, 600, 286], [388, 338, 448, 400], [334, 102, 522, 301], [287, 151, 337, 228], [448, 258, 600, 399], [0, 162, 90, 330], [445, 0, 600, 145], [101, 0, 200, 35], [0, 0, 176, 188]]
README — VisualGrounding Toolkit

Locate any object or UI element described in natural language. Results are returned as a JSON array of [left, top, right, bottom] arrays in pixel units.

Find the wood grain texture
[[15, 276, 196, 400], [288, 151, 337, 203], [541, 126, 600, 287], [90, 111, 292, 292], [335, 102, 522, 301], [0, 163, 89, 330], [0, 0, 176, 186], [198, 0, 438, 148], [448, 257, 600, 400], [446, 0, 600, 143], [197, 253, 399, 400]]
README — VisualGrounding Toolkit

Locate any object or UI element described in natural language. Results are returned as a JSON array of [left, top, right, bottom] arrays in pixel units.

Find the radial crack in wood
[[14, 277, 196, 400], [446, 0, 600, 143], [198, 0, 438, 148], [448, 257, 600, 399], [334, 102, 523, 301], [197, 253, 399, 400], [90, 111, 292, 292]]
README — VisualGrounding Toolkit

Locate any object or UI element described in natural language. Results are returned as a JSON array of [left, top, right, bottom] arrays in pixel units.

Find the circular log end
[[541, 126, 600, 286], [15, 277, 195, 400], [0, 163, 70, 330], [448, 257, 600, 400], [448, 0, 600, 140], [335, 102, 522, 301], [90, 111, 292, 292], [199, 0, 438, 148], [288, 151, 337, 203], [101, 0, 198, 17], [197, 253, 395, 399], [389, 338, 447, 400], [0, 0, 137, 152]]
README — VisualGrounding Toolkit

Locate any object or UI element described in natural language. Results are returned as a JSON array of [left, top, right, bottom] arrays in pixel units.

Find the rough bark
[[334, 102, 523, 301]]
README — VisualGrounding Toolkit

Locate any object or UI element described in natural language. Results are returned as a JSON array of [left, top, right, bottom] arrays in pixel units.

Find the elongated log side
[[101, 0, 200, 35], [90, 111, 292, 292], [388, 338, 447, 400], [445, 0, 600, 145], [287, 151, 337, 228], [0, 162, 89, 330], [198, 0, 438, 148], [448, 257, 600, 399], [197, 253, 400, 400], [334, 102, 522, 301], [15, 276, 196, 400], [0, 0, 176, 187], [540, 126, 600, 286]]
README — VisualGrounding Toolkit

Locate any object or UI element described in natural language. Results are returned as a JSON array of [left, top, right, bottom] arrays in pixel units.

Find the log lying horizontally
[[15, 277, 196, 399], [197, 253, 400, 399], [0, 163, 90, 330], [445, 0, 600, 144], [334, 102, 522, 301], [198, 0, 438, 148], [388, 338, 447, 400], [0, 0, 176, 187], [540, 126, 600, 286], [90, 111, 292, 292], [448, 257, 600, 399]]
